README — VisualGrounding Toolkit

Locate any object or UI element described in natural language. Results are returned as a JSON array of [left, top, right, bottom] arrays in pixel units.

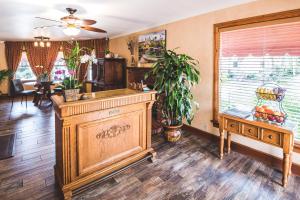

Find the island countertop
[[52, 88, 157, 118]]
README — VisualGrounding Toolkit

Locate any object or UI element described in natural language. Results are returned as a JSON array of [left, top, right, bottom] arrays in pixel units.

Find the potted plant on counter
[[61, 42, 96, 102], [146, 49, 200, 142]]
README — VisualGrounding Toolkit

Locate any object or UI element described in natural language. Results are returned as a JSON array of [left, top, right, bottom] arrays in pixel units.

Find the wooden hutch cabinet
[[85, 58, 126, 92]]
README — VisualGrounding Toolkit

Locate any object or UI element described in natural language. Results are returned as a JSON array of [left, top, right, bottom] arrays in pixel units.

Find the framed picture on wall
[[138, 30, 166, 67]]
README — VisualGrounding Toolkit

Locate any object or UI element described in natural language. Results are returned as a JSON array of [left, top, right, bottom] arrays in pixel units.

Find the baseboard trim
[[183, 124, 300, 176], [0, 94, 9, 99]]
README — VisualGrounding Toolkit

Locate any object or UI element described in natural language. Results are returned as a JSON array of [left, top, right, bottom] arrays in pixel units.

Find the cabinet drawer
[[241, 124, 259, 139], [262, 129, 282, 147], [224, 119, 239, 133]]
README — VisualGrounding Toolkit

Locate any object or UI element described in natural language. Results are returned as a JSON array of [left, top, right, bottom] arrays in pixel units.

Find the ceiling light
[[39, 41, 45, 47], [34, 36, 50, 48], [63, 24, 80, 36]]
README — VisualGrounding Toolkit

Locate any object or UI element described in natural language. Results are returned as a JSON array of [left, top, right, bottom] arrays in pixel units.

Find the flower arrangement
[[62, 41, 97, 90]]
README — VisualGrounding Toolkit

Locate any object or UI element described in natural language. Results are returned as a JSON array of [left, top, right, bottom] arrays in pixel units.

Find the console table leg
[[282, 153, 290, 187], [227, 131, 231, 154], [288, 153, 292, 175], [219, 130, 224, 159]]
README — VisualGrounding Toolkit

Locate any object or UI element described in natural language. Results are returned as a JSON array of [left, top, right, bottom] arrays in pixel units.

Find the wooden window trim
[[212, 9, 300, 151]]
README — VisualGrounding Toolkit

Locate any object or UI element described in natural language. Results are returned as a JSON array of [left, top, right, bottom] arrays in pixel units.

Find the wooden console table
[[219, 113, 295, 187]]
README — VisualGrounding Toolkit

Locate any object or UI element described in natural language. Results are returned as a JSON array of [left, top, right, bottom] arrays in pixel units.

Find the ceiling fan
[[35, 8, 107, 36]]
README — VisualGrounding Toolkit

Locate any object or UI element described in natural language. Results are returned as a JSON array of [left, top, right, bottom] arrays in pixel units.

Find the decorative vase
[[63, 89, 80, 102], [164, 124, 183, 142]]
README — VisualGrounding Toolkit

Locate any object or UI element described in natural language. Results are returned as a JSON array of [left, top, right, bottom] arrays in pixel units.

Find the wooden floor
[[0, 98, 299, 200]]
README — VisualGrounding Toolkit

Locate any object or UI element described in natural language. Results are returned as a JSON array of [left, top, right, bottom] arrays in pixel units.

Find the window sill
[[21, 80, 36, 83]]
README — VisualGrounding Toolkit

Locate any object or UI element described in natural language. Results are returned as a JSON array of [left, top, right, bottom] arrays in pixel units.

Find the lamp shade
[[63, 25, 80, 36]]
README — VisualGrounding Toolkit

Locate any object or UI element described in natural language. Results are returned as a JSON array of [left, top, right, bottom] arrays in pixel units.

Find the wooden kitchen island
[[52, 89, 156, 199]]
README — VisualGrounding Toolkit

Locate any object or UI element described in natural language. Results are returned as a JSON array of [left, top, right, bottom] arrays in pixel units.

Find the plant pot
[[63, 89, 80, 102], [164, 124, 183, 142], [105, 53, 111, 58]]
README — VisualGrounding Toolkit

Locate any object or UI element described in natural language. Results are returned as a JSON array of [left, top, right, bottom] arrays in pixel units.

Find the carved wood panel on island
[[52, 89, 156, 199]]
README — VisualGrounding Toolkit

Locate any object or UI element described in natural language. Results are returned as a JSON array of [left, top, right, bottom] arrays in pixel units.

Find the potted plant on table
[[0, 69, 12, 95], [35, 65, 49, 82], [61, 42, 96, 102], [146, 49, 200, 142]]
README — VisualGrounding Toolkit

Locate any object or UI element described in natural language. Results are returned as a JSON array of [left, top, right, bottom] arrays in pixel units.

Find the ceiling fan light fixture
[[63, 24, 80, 36]]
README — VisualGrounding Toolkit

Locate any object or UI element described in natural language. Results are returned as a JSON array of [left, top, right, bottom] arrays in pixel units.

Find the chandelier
[[34, 36, 51, 47]]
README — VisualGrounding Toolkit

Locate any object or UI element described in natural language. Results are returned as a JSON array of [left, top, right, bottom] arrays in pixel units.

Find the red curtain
[[5, 42, 23, 74], [46, 42, 60, 75], [6, 39, 108, 81], [24, 42, 48, 77], [95, 38, 108, 58]]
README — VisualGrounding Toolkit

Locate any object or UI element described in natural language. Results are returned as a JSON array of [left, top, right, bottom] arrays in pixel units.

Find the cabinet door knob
[[248, 129, 252, 133], [268, 135, 273, 139], [230, 124, 235, 128]]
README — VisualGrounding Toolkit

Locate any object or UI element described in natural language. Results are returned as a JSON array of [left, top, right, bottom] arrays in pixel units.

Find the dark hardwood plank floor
[[0, 98, 299, 200]]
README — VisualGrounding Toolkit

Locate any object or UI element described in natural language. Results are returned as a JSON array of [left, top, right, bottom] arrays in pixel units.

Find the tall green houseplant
[[146, 49, 200, 142]]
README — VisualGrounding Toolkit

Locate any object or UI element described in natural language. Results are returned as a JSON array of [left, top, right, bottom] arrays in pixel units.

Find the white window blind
[[219, 21, 300, 140]]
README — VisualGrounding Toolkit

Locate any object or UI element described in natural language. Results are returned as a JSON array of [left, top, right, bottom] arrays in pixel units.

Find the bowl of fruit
[[254, 105, 286, 124], [256, 86, 286, 102]]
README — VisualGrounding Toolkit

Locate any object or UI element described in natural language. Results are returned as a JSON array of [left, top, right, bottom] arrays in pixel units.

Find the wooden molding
[[0, 94, 9, 99], [214, 9, 300, 29], [183, 124, 300, 176], [212, 8, 300, 123], [294, 143, 300, 153]]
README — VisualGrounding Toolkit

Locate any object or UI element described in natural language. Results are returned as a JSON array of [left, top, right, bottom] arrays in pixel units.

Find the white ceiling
[[0, 0, 256, 41]]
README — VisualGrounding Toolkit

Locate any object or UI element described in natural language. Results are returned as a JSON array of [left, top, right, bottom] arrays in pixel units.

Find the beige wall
[[0, 42, 8, 94], [110, 0, 300, 164]]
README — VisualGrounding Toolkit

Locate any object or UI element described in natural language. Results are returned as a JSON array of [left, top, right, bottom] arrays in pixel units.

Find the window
[[15, 52, 36, 80], [213, 10, 300, 143], [51, 51, 69, 82]]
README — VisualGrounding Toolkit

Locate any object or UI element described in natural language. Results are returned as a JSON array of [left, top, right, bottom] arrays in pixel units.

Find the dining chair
[[10, 79, 35, 108]]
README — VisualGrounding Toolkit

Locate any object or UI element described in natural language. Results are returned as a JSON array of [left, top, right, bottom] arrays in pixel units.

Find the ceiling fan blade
[[80, 26, 107, 33], [81, 19, 97, 25], [35, 17, 62, 24], [34, 25, 64, 29]]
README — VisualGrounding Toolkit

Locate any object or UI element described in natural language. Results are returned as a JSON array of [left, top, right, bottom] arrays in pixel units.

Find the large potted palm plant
[[146, 49, 200, 142]]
